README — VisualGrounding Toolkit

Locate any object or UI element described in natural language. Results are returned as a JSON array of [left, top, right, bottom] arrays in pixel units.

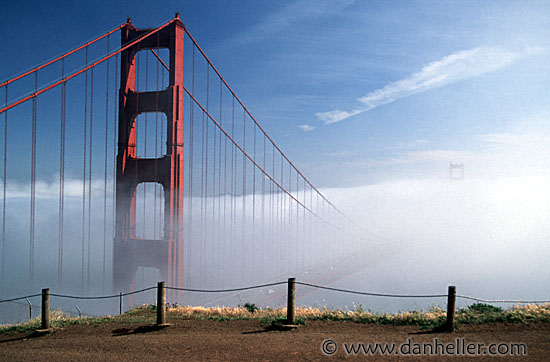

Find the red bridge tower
[[113, 17, 184, 295]]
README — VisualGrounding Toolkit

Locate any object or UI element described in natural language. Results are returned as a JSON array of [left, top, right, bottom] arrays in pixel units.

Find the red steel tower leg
[[113, 17, 185, 301]]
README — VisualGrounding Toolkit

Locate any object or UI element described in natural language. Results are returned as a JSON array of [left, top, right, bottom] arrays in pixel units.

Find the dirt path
[[1, 320, 548, 361]]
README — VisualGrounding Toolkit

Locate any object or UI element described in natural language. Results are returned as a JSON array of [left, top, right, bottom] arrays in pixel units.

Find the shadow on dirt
[[112, 324, 169, 336], [0, 329, 53, 343], [242, 323, 298, 334], [409, 324, 452, 335]]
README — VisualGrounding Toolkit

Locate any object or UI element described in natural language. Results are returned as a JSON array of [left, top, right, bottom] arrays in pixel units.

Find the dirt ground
[[0, 319, 548, 361]]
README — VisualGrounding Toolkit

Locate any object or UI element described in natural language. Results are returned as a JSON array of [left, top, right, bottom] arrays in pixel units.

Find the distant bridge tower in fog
[[449, 162, 464, 180]]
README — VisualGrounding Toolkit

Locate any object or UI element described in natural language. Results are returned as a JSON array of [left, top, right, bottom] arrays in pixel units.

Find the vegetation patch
[[260, 315, 306, 327], [1, 303, 548, 334]]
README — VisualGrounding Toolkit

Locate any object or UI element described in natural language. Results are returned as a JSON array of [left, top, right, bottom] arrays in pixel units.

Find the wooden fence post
[[287, 278, 296, 325], [157, 281, 166, 325], [41, 288, 50, 330], [446, 285, 456, 332]]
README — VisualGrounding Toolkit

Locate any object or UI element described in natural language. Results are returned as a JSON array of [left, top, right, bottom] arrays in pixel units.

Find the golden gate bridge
[[0, 15, 386, 308]]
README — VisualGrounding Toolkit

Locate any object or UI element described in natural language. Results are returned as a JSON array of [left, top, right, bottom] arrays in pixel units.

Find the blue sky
[[1, 0, 549, 187]]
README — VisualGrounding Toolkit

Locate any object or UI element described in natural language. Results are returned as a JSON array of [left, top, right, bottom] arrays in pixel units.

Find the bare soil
[[0, 319, 548, 361]]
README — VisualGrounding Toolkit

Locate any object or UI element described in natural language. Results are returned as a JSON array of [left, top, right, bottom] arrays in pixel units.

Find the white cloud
[[231, 0, 355, 44], [315, 109, 363, 124], [317, 47, 529, 124], [298, 124, 315, 132]]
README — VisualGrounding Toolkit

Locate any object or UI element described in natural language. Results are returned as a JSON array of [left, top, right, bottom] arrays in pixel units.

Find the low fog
[[312, 175, 550, 312], [1, 169, 548, 323]]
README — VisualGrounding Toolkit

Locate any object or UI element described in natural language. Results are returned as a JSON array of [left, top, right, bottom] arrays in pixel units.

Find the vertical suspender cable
[[212, 75, 217, 286], [241, 111, 246, 280], [134, 51, 139, 242], [103, 36, 110, 293], [143, 52, 148, 239], [211, 126, 216, 285], [289, 164, 293, 272], [200, 112, 205, 286], [179, 36, 185, 291], [204, 66, 209, 286], [211, 125, 216, 285], [230, 97, 235, 280], [187, 45, 194, 286], [271, 143, 275, 277], [134, 50, 140, 289], [296, 169, 299, 272], [279, 153, 283, 273], [29, 72, 38, 286], [183, 81, 188, 284], [87, 66, 94, 292], [217, 80, 222, 287], [302, 183, 305, 269], [243, 111, 247, 279], [153, 34, 159, 241], [1, 85, 7, 286], [309, 185, 313, 267], [223, 87, 228, 286], [59, 59, 66, 284], [208, 68, 213, 287], [160, 59, 165, 237], [81, 47, 88, 292], [204, 112, 209, 286], [298, 171, 301, 270], [261, 134, 266, 277], [223, 111, 228, 285], [288, 163, 292, 272], [112, 54, 118, 241], [315, 192, 319, 262], [252, 122, 256, 281]]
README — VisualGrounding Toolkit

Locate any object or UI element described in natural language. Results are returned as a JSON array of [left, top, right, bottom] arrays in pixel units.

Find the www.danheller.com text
[[320, 338, 527, 357]]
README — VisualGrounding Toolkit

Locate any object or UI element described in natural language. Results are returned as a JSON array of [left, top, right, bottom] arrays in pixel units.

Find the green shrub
[[465, 303, 503, 314], [243, 302, 258, 313]]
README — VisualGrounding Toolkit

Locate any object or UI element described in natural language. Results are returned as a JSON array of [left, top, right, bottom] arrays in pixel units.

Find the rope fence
[[51, 286, 157, 300], [454, 295, 550, 304], [295, 282, 448, 299], [1, 280, 548, 305], [0, 279, 548, 332], [0, 293, 41, 304], [165, 281, 287, 293]]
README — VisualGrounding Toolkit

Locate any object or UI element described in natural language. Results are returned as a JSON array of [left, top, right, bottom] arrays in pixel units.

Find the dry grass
[[168, 303, 550, 329], [1, 303, 549, 334]]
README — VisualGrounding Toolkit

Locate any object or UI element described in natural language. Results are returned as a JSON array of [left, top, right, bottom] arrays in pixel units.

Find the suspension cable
[[0, 24, 125, 89], [0, 18, 177, 115]]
